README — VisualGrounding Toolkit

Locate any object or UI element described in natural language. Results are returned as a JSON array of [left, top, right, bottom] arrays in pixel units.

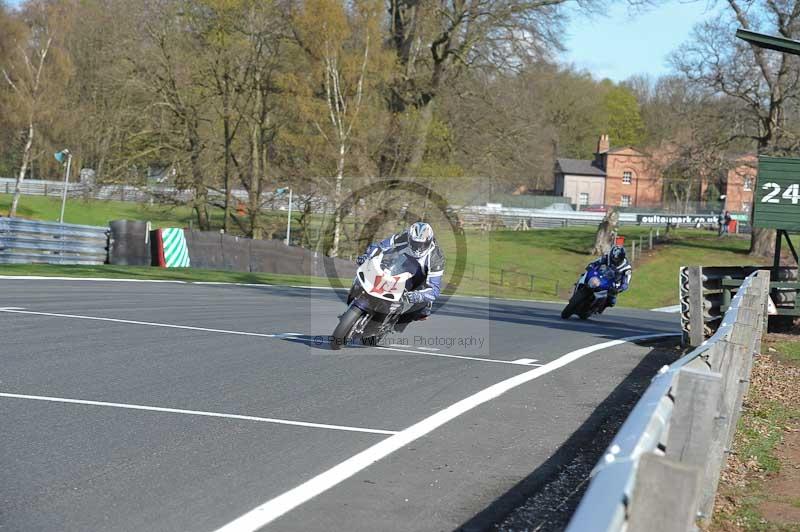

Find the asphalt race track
[[0, 278, 679, 532]]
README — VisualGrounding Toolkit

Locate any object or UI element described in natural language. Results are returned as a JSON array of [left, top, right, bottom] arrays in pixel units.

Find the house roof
[[556, 158, 606, 177], [607, 146, 649, 156]]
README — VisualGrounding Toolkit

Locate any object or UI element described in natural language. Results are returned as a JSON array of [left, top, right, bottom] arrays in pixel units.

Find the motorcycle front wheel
[[561, 288, 587, 319], [332, 306, 365, 350]]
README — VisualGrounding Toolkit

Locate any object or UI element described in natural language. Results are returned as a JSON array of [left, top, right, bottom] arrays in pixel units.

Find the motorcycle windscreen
[[595, 265, 615, 290], [380, 250, 425, 291]]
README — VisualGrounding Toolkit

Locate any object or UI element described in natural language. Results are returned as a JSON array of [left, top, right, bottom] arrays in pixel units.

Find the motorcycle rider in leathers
[[356, 222, 445, 329], [587, 245, 632, 310]]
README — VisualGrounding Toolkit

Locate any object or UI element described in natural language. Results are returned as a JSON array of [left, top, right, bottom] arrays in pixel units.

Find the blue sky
[[6, 0, 719, 82], [562, 1, 723, 81]]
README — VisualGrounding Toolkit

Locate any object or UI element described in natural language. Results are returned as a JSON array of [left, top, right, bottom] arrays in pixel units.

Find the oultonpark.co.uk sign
[[637, 214, 719, 225]]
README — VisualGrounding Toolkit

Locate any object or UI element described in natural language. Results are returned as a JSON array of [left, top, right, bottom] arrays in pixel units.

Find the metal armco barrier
[[0, 217, 108, 265], [567, 270, 770, 532], [680, 265, 797, 345]]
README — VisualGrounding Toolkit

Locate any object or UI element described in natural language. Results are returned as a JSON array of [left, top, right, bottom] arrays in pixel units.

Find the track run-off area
[[0, 277, 679, 531]]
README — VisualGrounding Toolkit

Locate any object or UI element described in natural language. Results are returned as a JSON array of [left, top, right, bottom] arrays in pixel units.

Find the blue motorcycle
[[561, 263, 617, 320]]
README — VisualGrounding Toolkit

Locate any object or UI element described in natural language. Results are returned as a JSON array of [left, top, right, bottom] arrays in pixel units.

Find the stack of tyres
[[109, 220, 151, 266]]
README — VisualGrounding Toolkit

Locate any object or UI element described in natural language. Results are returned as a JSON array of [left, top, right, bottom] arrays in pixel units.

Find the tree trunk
[[190, 155, 210, 230], [406, 100, 435, 175], [592, 209, 619, 255], [249, 123, 261, 239], [223, 109, 232, 233], [329, 144, 345, 258], [9, 121, 34, 217], [749, 227, 776, 258]]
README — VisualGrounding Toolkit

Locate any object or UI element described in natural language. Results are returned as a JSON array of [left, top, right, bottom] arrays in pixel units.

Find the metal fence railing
[[566, 269, 770, 532], [0, 217, 109, 265]]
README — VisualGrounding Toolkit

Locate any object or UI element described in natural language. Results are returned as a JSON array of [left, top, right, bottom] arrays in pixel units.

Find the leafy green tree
[[600, 82, 645, 148]]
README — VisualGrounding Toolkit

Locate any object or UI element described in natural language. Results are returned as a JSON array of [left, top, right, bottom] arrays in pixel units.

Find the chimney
[[596, 134, 610, 154]]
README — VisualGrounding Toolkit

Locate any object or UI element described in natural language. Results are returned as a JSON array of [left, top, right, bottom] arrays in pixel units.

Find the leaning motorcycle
[[560, 263, 617, 320], [331, 249, 422, 350]]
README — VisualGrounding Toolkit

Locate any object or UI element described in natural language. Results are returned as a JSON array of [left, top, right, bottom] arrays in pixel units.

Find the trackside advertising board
[[755, 156, 800, 231], [637, 214, 718, 225]]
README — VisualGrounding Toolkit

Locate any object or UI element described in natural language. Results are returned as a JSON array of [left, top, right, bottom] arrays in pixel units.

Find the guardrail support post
[[700, 340, 747, 523], [667, 367, 722, 468], [628, 453, 703, 532]]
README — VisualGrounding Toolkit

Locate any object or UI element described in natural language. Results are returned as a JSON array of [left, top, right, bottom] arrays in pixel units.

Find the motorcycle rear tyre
[[332, 306, 364, 350]]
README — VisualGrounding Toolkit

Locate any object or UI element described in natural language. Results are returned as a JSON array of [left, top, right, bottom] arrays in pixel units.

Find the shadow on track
[[235, 284, 677, 340], [454, 337, 682, 532]]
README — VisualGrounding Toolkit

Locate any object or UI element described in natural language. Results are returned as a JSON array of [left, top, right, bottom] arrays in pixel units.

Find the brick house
[[555, 135, 756, 213], [723, 155, 756, 214], [555, 135, 662, 208]]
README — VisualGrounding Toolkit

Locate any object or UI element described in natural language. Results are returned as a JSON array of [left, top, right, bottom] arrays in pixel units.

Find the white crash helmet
[[408, 222, 434, 258]]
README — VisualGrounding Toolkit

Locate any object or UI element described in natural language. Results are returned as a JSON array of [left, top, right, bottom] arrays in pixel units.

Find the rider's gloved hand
[[356, 253, 370, 265], [404, 291, 425, 304]]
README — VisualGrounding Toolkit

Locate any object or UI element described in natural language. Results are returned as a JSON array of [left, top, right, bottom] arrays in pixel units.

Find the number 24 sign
[[755, 156, 800, 231], [760, 182, 800, 204]]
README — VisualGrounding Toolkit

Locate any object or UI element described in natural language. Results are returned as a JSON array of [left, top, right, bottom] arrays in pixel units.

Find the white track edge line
[[0, 393, 397, 435], [0, 309, 279, 338], [213, 332, 680, 532], [285, 337, 533, 367]]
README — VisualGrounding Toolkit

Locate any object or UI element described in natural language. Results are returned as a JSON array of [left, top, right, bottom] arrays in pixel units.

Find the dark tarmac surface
[[0, 278, 678, 531]]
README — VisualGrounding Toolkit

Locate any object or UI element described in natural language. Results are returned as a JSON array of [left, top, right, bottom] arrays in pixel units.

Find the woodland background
[[2, 0, 800, 256]]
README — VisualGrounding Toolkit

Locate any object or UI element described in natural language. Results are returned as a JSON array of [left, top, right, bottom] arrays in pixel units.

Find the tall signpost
[[54, 149, 72, 224], [735, 30, 800, 298]]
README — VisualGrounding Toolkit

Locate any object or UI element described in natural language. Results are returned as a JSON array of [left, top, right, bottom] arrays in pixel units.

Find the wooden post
[[628, 453, 703, 532], [667, 367, 723, 468], [695, 342, 745, 524], [649, 228, 653, 249]]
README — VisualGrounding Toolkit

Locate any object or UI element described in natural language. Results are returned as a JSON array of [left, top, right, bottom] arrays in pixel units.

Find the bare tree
[[673, 1, 800, 256], [380, 0, 574, 177], [293, 0, 388, 256], [2, 1, 71, 217]]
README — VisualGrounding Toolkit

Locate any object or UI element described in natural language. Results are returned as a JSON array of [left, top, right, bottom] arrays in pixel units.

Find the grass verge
[[0, 264, 348, 288], [710, 334, 800, 532], [1, 193, 764, 308]]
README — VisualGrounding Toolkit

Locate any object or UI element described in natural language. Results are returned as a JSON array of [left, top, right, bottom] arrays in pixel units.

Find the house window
[[623, 171, 632, 185], [579, 192, 589, 206], [743, 177, 753, 191], [621, 195, 631, 207]]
